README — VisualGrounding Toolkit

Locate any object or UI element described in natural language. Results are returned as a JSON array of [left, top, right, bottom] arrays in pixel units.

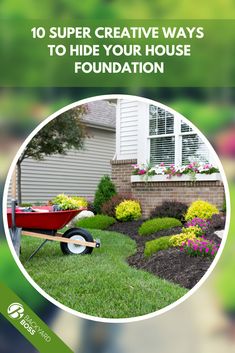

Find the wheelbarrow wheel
[[60, 228, 94, 255]]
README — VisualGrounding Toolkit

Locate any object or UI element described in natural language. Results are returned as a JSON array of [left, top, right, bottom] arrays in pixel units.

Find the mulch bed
[[108, 221, 222, 289]]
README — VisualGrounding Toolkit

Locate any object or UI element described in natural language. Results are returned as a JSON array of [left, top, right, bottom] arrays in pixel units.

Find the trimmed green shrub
[[101, 193, 136, 217], [185, 200, 219, 221], [144, 236, 172, 256], [76, 215, 116, 230], [139, 217, 182, 236], [115, 200, 142, 221], [150, 200, 188, 221], [94, 176, 116, 214]]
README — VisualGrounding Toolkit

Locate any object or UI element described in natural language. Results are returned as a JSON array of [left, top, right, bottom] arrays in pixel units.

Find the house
[[111, 98, 225, 218], [18, 100, 116, 204]]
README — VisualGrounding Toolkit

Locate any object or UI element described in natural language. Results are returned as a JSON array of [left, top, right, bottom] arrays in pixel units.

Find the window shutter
[[150, 136, 175, 165], [182, 134, 209, 165]]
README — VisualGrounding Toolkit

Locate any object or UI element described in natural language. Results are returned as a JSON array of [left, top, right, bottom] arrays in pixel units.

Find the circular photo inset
[[3, 95, 229, 322]]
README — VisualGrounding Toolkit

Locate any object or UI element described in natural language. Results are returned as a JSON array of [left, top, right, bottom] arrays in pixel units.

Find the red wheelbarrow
[[7, 205, 100, 261]]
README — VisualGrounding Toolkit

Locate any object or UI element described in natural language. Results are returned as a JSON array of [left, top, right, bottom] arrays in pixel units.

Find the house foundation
[[111, 159, 225, 219]]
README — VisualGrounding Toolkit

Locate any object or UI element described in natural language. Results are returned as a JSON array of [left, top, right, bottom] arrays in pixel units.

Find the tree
[[94, 175, 117, 214], [16, 105, 88, 204]]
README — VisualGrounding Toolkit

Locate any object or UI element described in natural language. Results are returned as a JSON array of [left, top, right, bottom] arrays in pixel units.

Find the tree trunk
[[17, 161, 22, 205]]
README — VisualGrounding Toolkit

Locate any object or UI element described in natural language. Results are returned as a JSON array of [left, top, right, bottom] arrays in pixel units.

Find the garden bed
[[108, 221, 222, 289]]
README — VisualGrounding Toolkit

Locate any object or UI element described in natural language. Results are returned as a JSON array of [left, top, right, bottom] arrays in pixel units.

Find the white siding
[[116, 99, 139, 159], [10, 127, 115, 204]]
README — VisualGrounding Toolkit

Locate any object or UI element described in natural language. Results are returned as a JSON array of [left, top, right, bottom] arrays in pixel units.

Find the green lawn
[[20, 229, 187, 319]]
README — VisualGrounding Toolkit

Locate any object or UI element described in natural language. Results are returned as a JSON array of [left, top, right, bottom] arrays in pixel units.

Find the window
[[149, 105, 209, 166]]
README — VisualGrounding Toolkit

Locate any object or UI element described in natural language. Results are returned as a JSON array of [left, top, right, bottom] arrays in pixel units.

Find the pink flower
[[160, 162, 165, 166], [138, 169, 146, 175], [205, 248, 209, 253]]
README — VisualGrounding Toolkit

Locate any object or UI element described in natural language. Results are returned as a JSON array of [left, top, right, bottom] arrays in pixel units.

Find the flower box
[[131, 173, 222, 183]]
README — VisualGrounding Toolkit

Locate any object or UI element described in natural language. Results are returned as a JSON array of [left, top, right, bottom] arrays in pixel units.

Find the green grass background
[[20, 229, 187, 318]]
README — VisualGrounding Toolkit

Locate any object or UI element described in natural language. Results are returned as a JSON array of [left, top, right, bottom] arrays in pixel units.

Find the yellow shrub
[[185, 200, 219, 221], [52, 194, 87, 210], [169, 231, 196, 247], [115, 200, 141, 221], [182, 225, 203, 237], [72, 196, 88, 208]]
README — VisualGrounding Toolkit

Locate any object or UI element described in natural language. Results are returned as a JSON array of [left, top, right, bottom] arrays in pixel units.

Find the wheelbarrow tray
[[7, 206, 86, 230]]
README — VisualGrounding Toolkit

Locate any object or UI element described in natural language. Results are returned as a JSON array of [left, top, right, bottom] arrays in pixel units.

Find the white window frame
[[138, 103, 213, 166]]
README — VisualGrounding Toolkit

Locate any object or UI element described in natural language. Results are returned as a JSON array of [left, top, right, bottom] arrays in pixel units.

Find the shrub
[[185, 218, 210, 233], [169, 230, 196, 247], [87, 201, 96, 214], [139, 217, 182, 236], [101, 193, 135, 217], [71, 196, 88, 208], [52, 194, 87, 210], [76, 215, 116, 230], [222, 199, 226, 213], [150, 200, 188, 221], [181, 238, 220, 258], [182, 225, 204, 237], [185, 200, 219, 221], [20, 202, 33, 207], [208, 213, 226, 230], [94, 176, 116, 214], [115, 200, 141, 222], [144, 236, 172, 257]]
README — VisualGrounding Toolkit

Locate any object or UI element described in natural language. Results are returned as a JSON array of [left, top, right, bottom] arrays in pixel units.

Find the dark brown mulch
[[108, 221, 222, 289]]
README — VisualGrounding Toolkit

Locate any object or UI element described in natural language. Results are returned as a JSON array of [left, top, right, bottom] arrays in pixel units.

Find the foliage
[[139, 217, 182, 236], [16, 105, 87, 204], [182, 225, 203, 237], [76, 215, 116, 230], [150, 200, 188, 221], [21, 229, 186, 318], [101, 193, 135, 217], [20, 202, 33, 207], [52, 194, 87, 210], [144, 225, 200, 256], [208, 213, 226, 230], [144, 236, 172, 257], [71, 196, 88, 207], [185, 200, 219, 221], [222, 199, 226, 212], [169, 230, 196, 247], [87, 201, 96, 215], [185, 217, 210, 233], [181, 238, 220, 258], [20, 106, 87, 161], [115, 200, 141, 222], [94, 175, 117, 214]]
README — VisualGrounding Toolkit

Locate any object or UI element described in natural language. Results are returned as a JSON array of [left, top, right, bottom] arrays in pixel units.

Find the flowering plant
[[185, 217, 210, 234], [181, 238, 220, 258], [182, 225, 203, 237], [132, 162, 219, 180]]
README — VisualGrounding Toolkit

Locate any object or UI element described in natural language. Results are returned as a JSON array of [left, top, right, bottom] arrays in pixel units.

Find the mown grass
[[20, 229, 187, 319]]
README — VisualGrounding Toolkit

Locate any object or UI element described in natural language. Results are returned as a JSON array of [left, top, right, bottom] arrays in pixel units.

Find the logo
[[7, 303, 24, 319]]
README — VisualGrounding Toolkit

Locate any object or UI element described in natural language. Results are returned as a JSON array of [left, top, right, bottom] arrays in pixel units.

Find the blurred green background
[[1, 87, 235, 353]]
